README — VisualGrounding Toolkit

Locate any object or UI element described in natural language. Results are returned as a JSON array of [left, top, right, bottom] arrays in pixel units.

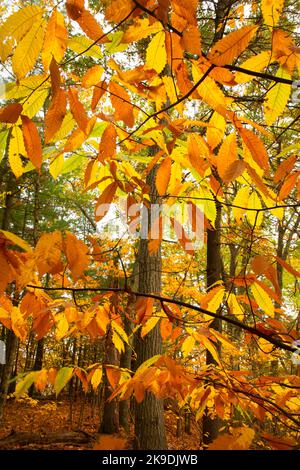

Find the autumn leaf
[[109, 81, 134, 127], [262, 0, 285, 28], [264, 67, 291, 125], [9, 125, 26, 178], [82, 65, 104, 88], [98, 123, 117, 161], [239, 127, 269, 172], [0, 103, 23, 124], [64, 231, 89, 280], [156, 157, 172, 196], [54, 367, 74, 396], [145, 31, 167, 74], [68, 88, 89, 133], [45, 88, 67, 143], [12, 20, 46, 79], [21, 115, 42, 169], [208, 427, 255, 450], [208, 25, 258, 66], [42, 9, 68, 70], [251, 282, 274, 317], [95, 182, 118, 222]]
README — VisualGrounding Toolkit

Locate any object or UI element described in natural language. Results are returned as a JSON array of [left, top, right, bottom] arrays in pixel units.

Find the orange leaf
[[68, 87, 89, 133], [82, 65, 103, 88], [98, 123, 117, 161], [66, 0, 107, 43], [92, 81, 107, 111], [276, 256, 300, 278], [216, 134, 237, 181], [106, 366, 121, 388], [0, 103, 23, 123], [239, 128, 269, 172], [95, 182, 118, 221], [21, 115, 42, 169], [208, 25, 258, 66], [278, 172, 298, 200], [42, 9, 68, 70], [64, 231, 89, 280], [45, 88, 67, 143], [274, 154, 297, 183], [109, 81, 134, 127], [156, 157, 172, 196], [223, 160, 246, 184]]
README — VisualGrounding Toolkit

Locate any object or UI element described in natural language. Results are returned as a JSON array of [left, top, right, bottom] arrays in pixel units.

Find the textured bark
[[134, 166, 167, 450], [99, 327, 119, 434], [203, 202, 222, 444]]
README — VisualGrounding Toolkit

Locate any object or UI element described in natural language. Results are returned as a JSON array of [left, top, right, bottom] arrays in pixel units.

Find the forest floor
[[0, 397, 200, 450]]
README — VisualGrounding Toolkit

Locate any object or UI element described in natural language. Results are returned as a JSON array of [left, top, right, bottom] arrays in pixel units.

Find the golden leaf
[[12, 20, 46, 79], [146, 31, 167, 74]]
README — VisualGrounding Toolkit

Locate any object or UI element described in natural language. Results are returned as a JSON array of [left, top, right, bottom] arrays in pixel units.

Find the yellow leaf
[[9, 126, 26, 178], [55, 312, 69, 340], [235, 51, 272, 84], [192, 63, 227, 113], [12, 20, 46, 79], [145, 31, 167, 74], [251, 282, 274, 317], [207, 286, 225, 313], [67, 35, 103, 58], [141, 316, 160, 338], [182, 336, 195, 357], [264, 67, 291, 125], [11, 307, 27, 341], [22, 87, 49, 119], [246, 191, 263, 227], [0, 5, 43, 42], [0, 230, 31, 252], [228, 293, 244, 319], [262, 0, 285, 28], [156, 157, 172, 196], [49, 154, 64, 179], [206, 112, 226, 150], [42, 9, 68, 70], [208, 25, 258, 66], [91, 367, 103, 390]]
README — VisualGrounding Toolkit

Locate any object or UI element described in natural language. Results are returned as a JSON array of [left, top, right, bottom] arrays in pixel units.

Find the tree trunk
[[203, 202, 222, 444], [134, 166, 167, 450], [99, 327, 119, 434]]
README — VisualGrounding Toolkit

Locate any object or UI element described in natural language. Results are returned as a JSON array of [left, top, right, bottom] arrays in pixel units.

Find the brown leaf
[[0, 103, 23, 123]]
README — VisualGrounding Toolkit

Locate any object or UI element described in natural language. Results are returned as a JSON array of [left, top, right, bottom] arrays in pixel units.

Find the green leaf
[[61, 154, 85, 175], [15, 371, 38, 397], [54, 367, 74, 396]]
